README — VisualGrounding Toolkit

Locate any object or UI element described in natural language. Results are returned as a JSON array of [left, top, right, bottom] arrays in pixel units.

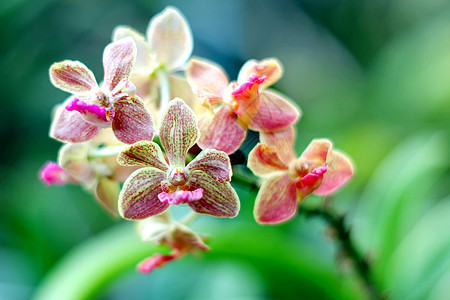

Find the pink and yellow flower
[[248, 127, 354, 224], [185, 57, 301, 154], [117, 98, 240, 220], [49, 37, 154, 144], [136, 213, 209, 273]]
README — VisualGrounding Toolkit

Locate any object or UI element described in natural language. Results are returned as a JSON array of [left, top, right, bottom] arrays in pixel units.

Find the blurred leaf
[[385, 197, 450, 299]]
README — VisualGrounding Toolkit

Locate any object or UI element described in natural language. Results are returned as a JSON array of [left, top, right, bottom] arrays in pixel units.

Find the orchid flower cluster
[[40, 7, 354, 273]]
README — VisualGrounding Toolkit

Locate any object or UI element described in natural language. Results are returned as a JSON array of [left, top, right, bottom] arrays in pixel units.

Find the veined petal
[[249, 89, 301, 132], [112, 26, 156, 74], [186, 149, 232, 182], [50, 99, 102, 143], [118, 167, 169, 220], [248, 143, 288, 177], [314, 150, 354, 196], [146, 6, 193, 71], [58, 142, 94, 182], [112, 95, 155, 144], [301, 139, 333, 167], [49, 60, 97, 94], [160, 98, 199, 166], [94, 177, 120, 216], [186, 57, 229, 102], [117, 140, 169, 171], [254, 173, 298, 224], [260, 126, 297, 165], [173, 224, 210, 251], [102, 37, 136, 91], [187, 170, 240, 218], [197, 106, 247, 155], [237, 58, 283, 90]]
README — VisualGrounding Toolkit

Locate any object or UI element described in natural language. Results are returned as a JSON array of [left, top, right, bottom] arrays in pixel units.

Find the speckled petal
[[187, 170, 240, 218], [259, 126, 297, 165], [197, 106, 246, 155], [112, 95, 155, 144], [146, 6, 193, 71], [254, 173, 298, 224], [301, 139, 333, 167], [102, 37, 136, 91], [112, 26, 156, 74], [249, 89, 301, 132], [117, 141, 169, 171], [50, 60, 97, 94], [186, 57, 229, 104], [50, 98, 102, 143], [118, 167, 169, 220], [248, 143, 288, 177], [237, 58, 283, 90], [314, 150, 354, 196], [95, 177, 120, 216], [159, 98, 199, 166], [186, 149, 232, 182]]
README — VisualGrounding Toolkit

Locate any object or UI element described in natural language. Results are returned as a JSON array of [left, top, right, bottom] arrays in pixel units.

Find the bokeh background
[[1, 0, 449, 299]]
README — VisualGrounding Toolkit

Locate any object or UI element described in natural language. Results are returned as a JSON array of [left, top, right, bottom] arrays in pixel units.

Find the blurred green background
[[1, 0, 449, 299]]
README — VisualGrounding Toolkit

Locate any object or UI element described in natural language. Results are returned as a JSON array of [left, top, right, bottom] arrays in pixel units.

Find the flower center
[[168, 167, 189, 186]]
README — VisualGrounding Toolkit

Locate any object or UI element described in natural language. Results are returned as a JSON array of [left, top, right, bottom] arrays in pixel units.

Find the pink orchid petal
[[295, 164, 328, 196], [138, 253, 177, 273], [158, 188, 204, 205], [249, 89, 301, 132], [146, 6, 193, 71], [65, 97, 114, 127], [102, 37, 136, 91], [94, 177, 120, 217], [50, 98, 102, 143], [39, 161, 73, 185], [118, 167, 169, 220], [254, 173, 298, 224], [58, 143, 95, 183], [314, 150, 354, 196], [112, 26, 156, 74], [160, 98, 199, 166], [186, 57, 229, 103], [112, 95, 155, 144], [117, 141, 169, 171], [231, 74, 265, 127], [237, 58, 283, 90], [187, 170, 240, 218], [186, 149, 232, 182], [248, 143, 288, 177], [301, 139, 333, 167], [259, 126, 297, 165], [49, 60, 97, 94], [197, 106, 247, 155]]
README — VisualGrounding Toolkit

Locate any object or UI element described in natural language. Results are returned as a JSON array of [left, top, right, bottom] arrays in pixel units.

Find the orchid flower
[[117, 98, 240, 220], [185, 57, 301, 154], [49, 37, 154, 144], [113, 6, 193, 76], [136, 213, 209, 273], [248, 127, 354, 224], [40, 130, 139, 215]]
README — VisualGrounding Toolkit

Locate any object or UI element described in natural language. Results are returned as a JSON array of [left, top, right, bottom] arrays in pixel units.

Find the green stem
[[88, 145, 128, 158], [299, 205, 383, 300]]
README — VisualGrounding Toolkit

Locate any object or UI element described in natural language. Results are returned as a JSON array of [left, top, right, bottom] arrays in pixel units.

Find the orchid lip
[[65, 97, 114, 127]]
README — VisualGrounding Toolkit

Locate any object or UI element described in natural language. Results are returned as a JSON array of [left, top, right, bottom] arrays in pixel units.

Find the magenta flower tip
[[231, 73, 266, 99], [158, 188, 204, 205], [137, 253, 177, 274], [39, 161, 69, 186], [65, 97, 113, 126]]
